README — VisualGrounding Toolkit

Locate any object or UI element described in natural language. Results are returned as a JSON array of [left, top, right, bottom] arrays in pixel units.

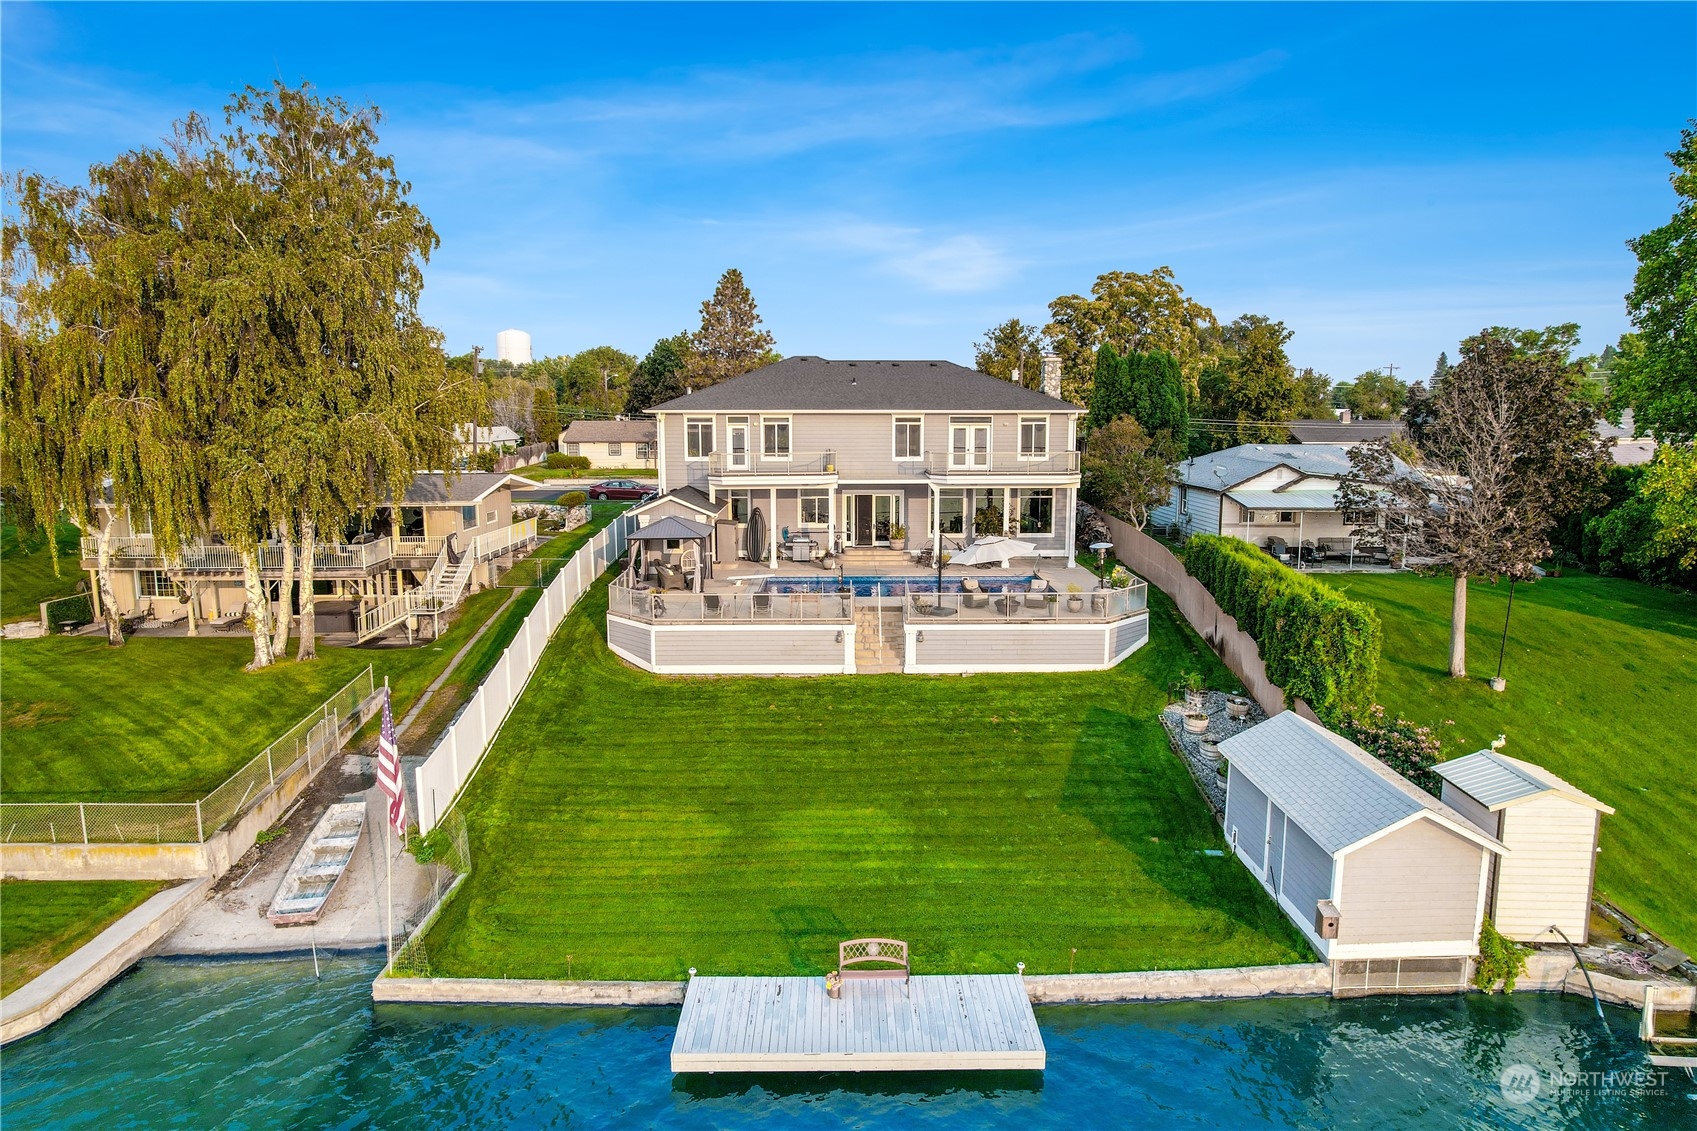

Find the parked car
[[587, 479, 655, 501]]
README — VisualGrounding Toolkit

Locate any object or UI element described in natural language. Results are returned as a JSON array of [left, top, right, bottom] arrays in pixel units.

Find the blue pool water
[[1, 956, 1689, 1128], [763, 574, 1036, 597]]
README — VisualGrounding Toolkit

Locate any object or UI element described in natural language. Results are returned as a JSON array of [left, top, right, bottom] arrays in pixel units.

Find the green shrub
[[1337, 704, 1441, 794], [557, 454, 591, 470], [470, 449, 497, 472], [561, 490, 589, 508], [1183, 534, 1380, 722], [44, 592, 93, 632], [544, 452, 570, 469], [1473, 917, 1528, 993]]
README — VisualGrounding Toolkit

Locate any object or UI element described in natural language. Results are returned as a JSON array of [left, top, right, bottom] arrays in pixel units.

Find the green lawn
[[498, 502, 628, 588], [421, 578, 1311, 981], [2, 522, 84, 624], [520, 467, 656, 482], [1331, 571, 1697, 953], [0, 880, 168, 997]]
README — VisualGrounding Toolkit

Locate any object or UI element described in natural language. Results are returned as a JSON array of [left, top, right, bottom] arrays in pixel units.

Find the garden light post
[[1491, 576, 1518, 692]]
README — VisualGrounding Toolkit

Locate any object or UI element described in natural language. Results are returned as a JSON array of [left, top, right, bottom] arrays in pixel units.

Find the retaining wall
[[375, 977, 685, 1006], [1518, 951, 1695, 1010], [0, 879, 210, 1045], [1023, 963, 1332, 1004]]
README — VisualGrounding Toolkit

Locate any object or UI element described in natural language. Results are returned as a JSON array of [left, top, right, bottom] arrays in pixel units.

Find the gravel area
[[1159, 691, 1268, 816]]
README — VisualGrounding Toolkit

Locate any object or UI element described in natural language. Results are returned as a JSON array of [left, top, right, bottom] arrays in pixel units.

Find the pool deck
[[670, 974, 1046, 1073], [712, 557, 1105, 593]]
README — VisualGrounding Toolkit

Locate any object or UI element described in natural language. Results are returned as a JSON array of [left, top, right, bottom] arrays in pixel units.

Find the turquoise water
[[764, 574, 1034, 596], [2, 956, 1690, 1128]]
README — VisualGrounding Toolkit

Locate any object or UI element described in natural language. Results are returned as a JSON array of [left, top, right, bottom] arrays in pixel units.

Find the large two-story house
[[639, 356, 1084, 566]]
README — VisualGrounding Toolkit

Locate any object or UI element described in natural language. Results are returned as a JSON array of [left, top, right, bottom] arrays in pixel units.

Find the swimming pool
[[761, 574, 1036, 597]]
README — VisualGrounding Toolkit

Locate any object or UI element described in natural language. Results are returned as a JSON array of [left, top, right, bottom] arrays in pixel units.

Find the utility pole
[[1383, 363, 1399, 378], [471, 346, 485, 461]]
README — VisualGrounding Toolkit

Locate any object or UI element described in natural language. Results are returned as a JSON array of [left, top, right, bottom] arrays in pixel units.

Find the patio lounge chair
[[752, 592, 773, 617], [653, 563, 689, 591], [148, 602, 190, 629], [703, 593, 726, 618], [211, 603, 247, 632], [1022, 578, 1051, 609], [961, 577, 990, 610]]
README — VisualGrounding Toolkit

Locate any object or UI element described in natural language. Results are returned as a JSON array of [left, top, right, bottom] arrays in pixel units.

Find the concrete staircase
[[853, 605, 905, 674], [838, 547, 913, 572]]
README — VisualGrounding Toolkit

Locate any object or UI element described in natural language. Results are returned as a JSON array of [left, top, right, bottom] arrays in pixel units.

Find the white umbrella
[[951, 536, 1038, 568]]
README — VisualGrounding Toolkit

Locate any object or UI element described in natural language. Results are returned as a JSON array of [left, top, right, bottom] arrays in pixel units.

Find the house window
[[486, 509, 497, 524], [564, 442, 581, 456], [685, 417, 714, 460], [1243, 508, 1257, 524], [727, 490, 751, 523], [1343, 509, 1376, 526], [1016, 489, 1054, 535], [762, 417, 791, 457], [462, 506, 478, 528], [608, 442, 623, 457], [1178, 487, 1189, 516], [636, 443, 652, 461], [1278, 511, 1295, 524], [894, 417, 923, 459], [138, 570, 174, 598], [933, 490, 966, 535], [1019, 417, 1049, 459], [800, 490, 829, 525]]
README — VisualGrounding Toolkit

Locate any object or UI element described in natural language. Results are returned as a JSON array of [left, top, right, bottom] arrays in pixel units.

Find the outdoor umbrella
[[950, 536, 1037, 568]]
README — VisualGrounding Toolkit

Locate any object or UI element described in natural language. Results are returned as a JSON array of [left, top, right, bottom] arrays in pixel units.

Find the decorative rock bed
[[1159, 691, 1268, 816]]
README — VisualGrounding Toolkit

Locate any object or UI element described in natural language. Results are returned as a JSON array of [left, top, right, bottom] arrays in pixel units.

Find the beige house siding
[[1491, 795, 1601, 943], [1439, 782, 1500, 838], [560, 439, 656, 469], [1336, 818, 1486, 951], [637, 497, 725, 527]]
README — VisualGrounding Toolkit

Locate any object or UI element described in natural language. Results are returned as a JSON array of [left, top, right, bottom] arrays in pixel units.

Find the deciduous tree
[[1341, 370, 1408, 419], [1082, 416, 1175, 529], [1339, 332, 1608, 678], [1198, 314, 1301, 444], [1044, 267, 1216, 404], [562, 345, 637, 412], [624, 333, 691, 414]]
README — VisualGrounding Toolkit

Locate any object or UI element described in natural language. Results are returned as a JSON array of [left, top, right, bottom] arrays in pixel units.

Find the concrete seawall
[[0, 878, 210, 1046], [1023, 963, 1333, 1004], [375, 977, 686, 1006]]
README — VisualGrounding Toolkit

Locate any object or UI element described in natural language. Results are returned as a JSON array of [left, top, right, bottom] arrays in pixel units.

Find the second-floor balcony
[[707, 450, 838, 479], [923, 450, 1080, 480]]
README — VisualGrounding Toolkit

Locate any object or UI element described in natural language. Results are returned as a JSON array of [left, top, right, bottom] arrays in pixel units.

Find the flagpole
[[384, 678, 395, 970]]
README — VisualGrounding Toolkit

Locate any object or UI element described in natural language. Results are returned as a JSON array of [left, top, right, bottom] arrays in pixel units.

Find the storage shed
[[1221, 712, 1506, 993], [1435, 750, 1614, 945]]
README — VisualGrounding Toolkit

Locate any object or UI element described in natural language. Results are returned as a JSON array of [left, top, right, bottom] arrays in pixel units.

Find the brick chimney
[[1041, 353, 1062, 401]]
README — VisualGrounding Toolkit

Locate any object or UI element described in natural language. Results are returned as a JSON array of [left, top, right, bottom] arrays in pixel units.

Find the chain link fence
[[390, 808, 472, 978], [0, 667, 377, 846]]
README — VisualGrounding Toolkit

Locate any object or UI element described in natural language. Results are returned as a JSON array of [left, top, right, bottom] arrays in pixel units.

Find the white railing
[[471, 517, 538, 560], [356, 586, 438, 642], [902, 579, 1149, 623], [707, 450, 838, 476], [83, 536, 393, 574], [607, 584, 852, 623], [414, 513, 634, 833], [925, 450, 1080, 477], [393, 535, 446, 559]]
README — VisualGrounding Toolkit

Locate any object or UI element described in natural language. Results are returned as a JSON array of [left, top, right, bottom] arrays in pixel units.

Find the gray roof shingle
[[1435, 750, 1614, 813], [649, 357, 1080, 414], [561, 419, 656, 443], [401, 472, 527, 505], [1220, 712, 1504, 856], [1287, 420, 1406, 443]]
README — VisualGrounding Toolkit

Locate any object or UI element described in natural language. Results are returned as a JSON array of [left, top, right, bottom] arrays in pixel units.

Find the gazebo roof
[[631, 515, 714, 541]]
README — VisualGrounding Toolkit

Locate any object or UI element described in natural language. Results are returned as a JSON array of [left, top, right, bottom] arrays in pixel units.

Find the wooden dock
[[670, 974, 1045, 1073]]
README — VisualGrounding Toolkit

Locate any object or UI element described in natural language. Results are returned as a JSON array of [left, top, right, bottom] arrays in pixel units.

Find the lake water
[[2, 955, 1690, 1129]]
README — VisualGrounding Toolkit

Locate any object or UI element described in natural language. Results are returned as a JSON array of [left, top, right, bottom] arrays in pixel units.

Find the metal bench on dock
[[671, 941, 1044, 1073]]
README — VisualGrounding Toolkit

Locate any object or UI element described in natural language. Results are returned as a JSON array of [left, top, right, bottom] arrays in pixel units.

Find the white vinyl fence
[[414, 513, 633, 833]]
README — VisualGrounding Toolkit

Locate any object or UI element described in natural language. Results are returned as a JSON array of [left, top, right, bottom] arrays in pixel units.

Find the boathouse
[[1220, 711, 1506, 994]]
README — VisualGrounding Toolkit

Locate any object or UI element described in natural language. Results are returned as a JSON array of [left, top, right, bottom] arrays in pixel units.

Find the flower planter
[[1182, 711, 1209, 735], [1225, 695, 1252, 719], [1199, 733, 1223, 761], [1183, 689, 1207, 712], [1067, 596, 1084, 613]]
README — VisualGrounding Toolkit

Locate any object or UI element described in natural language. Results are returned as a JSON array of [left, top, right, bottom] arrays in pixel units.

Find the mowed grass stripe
[[423, 576, 1309, 980]]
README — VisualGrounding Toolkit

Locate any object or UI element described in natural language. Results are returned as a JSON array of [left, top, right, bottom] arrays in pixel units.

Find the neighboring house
[[79, 472, 538, 639], [1220, 711, 1506, 991], [454, 424, 523, 459], [645, 356, 1083, 565], [1286, 418, 1406, 446], [1435, 750, 1614, 945], [1597, 409, 1656, 467], [1151, 443, 1400, 555], [560, 419, 657, 468]]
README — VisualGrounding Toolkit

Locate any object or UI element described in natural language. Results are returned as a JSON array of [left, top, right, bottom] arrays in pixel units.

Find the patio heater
[[1089, 541, 1113, 588]]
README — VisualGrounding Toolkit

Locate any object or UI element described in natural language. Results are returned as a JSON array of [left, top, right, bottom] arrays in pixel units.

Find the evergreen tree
[[1086, 344, 1131, 430], [531, 385, 561, 446], [688, 268, 776, 388], [625, 333, 691, 414]]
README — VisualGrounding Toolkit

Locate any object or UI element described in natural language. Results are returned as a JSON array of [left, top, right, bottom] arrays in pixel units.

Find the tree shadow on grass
[[1059, 706, 1310, 954], [771, 906, 848, 975]]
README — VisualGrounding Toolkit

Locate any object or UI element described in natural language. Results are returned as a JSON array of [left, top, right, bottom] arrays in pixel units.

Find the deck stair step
[[852, 606, 906, 674], [838, 548, 913, 572]]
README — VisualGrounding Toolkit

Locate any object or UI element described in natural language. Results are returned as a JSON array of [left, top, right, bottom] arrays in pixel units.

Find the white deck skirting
[[671, 974, 1045, 1072]]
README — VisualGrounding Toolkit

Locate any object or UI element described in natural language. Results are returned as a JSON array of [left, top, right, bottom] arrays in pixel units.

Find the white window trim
[[760, 415, 792, 458], [1017, 416, 1049, 460], [685, 416, 714, 461], [893, 416, 924, 460], [1014, 487, 1055, 535], [949, 417, 992, 469], [799, 489, 829, 526]]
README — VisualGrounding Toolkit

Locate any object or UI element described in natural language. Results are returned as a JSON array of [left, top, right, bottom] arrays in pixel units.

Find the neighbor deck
[[670, 974, 1046, 1073]]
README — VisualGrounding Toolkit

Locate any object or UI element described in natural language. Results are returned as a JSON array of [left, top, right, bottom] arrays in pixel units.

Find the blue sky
[[4, 2, 1692, 382]]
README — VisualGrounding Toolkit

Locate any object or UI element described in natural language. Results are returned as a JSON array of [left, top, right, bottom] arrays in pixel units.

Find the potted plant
[[1182, 710, 1210, 735], [888, 522, 907, 552], [1225, 693, 1253, 719], [1199, 732, 1223, 762], [825, 971, 843, 999], [1066, 584, 1084, 613], [1180, 671, 1207, 711]]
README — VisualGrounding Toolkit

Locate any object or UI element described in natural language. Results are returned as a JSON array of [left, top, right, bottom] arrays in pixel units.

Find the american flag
[[376, 686, 407, 839]]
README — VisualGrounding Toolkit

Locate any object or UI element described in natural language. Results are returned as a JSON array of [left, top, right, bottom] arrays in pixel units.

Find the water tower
[[496, 328, 533, 365]]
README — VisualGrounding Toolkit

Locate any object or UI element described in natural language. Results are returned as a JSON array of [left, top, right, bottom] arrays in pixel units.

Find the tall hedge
[[1183, 535, 1381, 722]]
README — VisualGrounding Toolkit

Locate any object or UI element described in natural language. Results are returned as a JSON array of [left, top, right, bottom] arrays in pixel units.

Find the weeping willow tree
[[2, 154, 205, 646], [172, 83, 476, 667]]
